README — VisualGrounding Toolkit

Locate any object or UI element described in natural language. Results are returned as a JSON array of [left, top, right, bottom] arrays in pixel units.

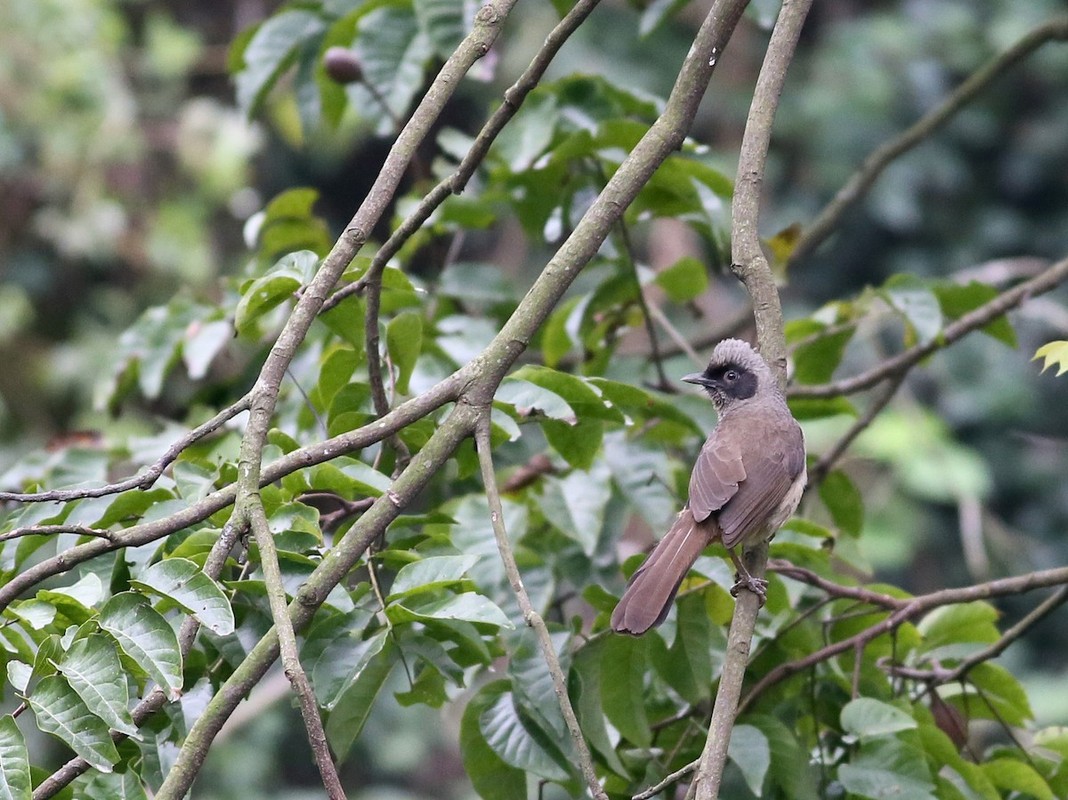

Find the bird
[[611, 338, 806, 635]]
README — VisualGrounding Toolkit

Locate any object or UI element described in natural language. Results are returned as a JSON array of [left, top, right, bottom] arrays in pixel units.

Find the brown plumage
[[611, 339, 806, 635]]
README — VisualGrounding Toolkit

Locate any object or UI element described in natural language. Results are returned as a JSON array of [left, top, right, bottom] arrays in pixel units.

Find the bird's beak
[[681, 372, 712, 387]]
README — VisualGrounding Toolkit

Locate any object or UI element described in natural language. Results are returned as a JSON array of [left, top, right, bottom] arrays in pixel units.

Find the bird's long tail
[[610, 508, 715, 635]]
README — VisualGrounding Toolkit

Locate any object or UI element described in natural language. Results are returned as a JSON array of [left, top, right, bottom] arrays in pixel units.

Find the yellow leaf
[[1033, 340, 1068, 376]]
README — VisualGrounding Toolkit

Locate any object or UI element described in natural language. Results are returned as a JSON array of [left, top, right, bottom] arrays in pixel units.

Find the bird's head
[[681, 338, 773, 411]]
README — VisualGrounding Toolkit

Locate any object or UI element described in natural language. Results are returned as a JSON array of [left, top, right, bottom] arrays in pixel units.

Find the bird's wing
[[688, 433, 747, 522], [717, 422, 805, 548]]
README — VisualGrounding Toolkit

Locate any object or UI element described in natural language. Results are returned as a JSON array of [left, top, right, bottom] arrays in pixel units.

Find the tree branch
[[691, 1, 813, 798], [473, 413, 606, 800], [739, 564, 1068, 713], [248, 498, 345, 799], [789, 15, 1068, 265], [0, 394, 251, 504], [790, 255, 1068, 398]]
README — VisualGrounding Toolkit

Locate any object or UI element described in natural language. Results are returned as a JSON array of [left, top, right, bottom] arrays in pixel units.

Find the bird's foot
[[729, 572, 768, 605]]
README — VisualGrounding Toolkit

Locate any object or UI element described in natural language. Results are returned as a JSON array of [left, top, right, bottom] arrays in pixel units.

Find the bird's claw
[[730, 573, 768, 605]]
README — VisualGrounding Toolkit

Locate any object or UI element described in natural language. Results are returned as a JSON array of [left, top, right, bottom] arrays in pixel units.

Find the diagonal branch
[[474, 413, 606, 799], [789, 16, 1068, 265], [739, 564, 1068, 713], [790, 255, 1068, 398], [0, 394, 251, 504]]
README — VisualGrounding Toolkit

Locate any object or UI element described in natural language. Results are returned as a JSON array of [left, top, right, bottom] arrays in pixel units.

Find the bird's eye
[[725, 369, 738, 382]]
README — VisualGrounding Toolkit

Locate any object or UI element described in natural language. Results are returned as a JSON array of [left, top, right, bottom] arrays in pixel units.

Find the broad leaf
[[842, 698, 917, 739], [28, 675, 120, 773], [98, 593, 183, 695], [727, 724, 771, 796], [131, 557, 235, 635], [387, 555, 479, 601], [54, 637, 138, 736], [0, 715, 30, 800], [460, 682, 526, 800]]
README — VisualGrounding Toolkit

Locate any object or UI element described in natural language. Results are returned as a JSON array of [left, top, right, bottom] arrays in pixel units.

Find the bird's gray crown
[[708, 338, 769, 376]]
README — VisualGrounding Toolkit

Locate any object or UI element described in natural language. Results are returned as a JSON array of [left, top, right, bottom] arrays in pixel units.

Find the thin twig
[[740, 564, 1068, 713], [887, 585, 1068, 688], [248, 499, 346, 799], [474, 412, 607, 800], [0, 394, 251, 504], [789, 16, 1068, 265], [614, 213, 672, 389], [790, 255, 1068, 398], [0, 525, 112, 544], [691, 1, 814, 797]]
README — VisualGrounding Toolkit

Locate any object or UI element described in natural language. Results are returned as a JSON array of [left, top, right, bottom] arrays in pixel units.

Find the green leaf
[[917, 601, 999, 653], [838, 763, 937, 800], [957, 662, 1033, 725], [793, 325, 855, 384], [600, 634, 651, 747], [1034, 340, 1068, 377], [0, 715, 31, 800], [934, 281, 1017, 347], [460, 682, 526, 800], [438, 262, 519, 305], [727, 724, 771, 796], [479, 688, 570, 781], [819, 469, 864, 536], [353, 6, 428, 134], [130, 558, 235, 636], [542, 417, 603, 470], [387, 555, 479, 601], [389, 593, 513, 629], [507, 366, 625, 423], [235, 250, 319, 336], [414, 0, 469, 58], [37, 573, 103, 625], [654, 256, 708, 303], [787, 395, 858, 420], [748, 714, 820, 800], [325, 638, 396, 761], [883, 275, 942, 346], [981, 758, 1055, 800], [309, 627, 388, 710], [385, 311, 422, 395], [841, 698, 917, 739], [28, 675, 120, 773], [76, 770, 148, 800], [838, 736, 936, 800], [655, 591, 715, 704], [235, 10, 326, 118], [570, 642, 628, 776], [182, 318, 232, 380], [508, 630, 572, 745], [54, 637, 138, 737], [98, 593, 183, 695], [539, 465, 611, 556]]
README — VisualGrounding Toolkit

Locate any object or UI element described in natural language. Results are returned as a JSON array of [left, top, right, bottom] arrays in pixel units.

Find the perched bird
[[611, 339, 806, 635]]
